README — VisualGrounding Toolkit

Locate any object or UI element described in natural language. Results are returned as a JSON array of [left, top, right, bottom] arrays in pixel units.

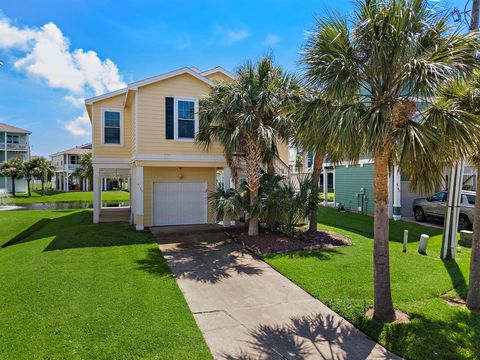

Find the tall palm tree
[[23, 159, 36, 197], [302, 0, 480, 322], [0, 159, 25, 196], [428, 73, 480, 311], [197, 56, 298, 236], [32, 157, 55, 196], [293, 92, 338, 232]]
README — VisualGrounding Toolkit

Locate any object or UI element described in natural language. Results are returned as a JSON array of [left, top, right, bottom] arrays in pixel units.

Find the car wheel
[[414, 207, 426, 222], [458, 215, 471, 231]]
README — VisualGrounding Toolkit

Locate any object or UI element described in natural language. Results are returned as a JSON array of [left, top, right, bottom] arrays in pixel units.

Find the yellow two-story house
[[85, 66, 236, 229]]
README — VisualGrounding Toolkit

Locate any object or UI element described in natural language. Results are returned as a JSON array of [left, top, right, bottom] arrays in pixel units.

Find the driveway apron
[[152, 227, 401, 360]]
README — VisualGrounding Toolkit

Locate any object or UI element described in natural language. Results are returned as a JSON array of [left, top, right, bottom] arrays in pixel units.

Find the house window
[[103, 110, 122, 145], [7, 135, 19, 144], [176, 99, 197, 139], [70, 155, 77, 164]]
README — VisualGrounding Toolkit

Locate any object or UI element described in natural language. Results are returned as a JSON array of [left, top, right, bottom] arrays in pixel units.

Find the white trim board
[[134, 154, 225, 162]]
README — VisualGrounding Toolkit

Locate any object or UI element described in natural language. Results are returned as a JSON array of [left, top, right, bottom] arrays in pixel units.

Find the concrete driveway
[[152, 226, 401, 360]]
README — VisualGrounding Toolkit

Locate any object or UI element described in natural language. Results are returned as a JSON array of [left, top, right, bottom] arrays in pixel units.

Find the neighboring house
[[86, 66, 277, 229], [51, 143, 92, 191], [329, 158, 476, 219], [0, 122, 31, 193]]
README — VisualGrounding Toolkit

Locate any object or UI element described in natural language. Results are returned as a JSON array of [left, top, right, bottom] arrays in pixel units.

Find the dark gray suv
[[412, 190, 475, 231]]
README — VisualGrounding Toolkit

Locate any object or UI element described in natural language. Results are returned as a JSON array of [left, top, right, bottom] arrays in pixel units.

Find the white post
[[223, 167, 232, 190], [388, 167, 393, 219], [93, 166, 101, 223], [135, 166, 144, 230], [323, 167, 328, 206], [393, 166, 401, 220], [442, 161, 464, 259]]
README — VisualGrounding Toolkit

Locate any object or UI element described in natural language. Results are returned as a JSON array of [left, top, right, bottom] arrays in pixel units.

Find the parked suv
[[412, 190, 475, 230]]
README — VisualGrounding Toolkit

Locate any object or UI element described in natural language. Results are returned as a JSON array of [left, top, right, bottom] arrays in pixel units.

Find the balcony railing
[[0, 143, 28, 151]]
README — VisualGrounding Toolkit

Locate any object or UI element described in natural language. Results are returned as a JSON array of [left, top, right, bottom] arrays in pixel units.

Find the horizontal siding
[[335, 164, 375, 215], [92, 94, 133, 159], [205, 72, 232, 82], [137, 73, 223, 156], [143, 166, 217, 227]]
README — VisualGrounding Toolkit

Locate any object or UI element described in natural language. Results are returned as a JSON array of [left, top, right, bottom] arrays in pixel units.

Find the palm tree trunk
[[267, 159, 275, 174], [27, 179, 31, 197], [309, 151, 323, 232], [41, 179, 45, 196], [248, 189, 260, 236], [11, 177, 16, 197], [245, 136, 262, 236], [467, 165, 480, 311], [373, 150, 396, 322]]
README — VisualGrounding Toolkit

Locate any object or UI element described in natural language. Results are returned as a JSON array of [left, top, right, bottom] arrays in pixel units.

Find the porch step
[[99, 208, 130, 223]]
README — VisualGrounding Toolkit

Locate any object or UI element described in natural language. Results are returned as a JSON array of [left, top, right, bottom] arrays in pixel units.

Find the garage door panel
[[153, 182, 207, 226]]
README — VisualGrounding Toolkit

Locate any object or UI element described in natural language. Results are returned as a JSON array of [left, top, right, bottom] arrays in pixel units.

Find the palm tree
[[293, 92, 338, 232], [32, 157, 55, 196], [0, 159, 25, 196], [197, 56, 298, 236], [72, 153, 93, 190], [23, 159, 36, 197], [302, 0, 480, 322], [428, 73, 480, 311]]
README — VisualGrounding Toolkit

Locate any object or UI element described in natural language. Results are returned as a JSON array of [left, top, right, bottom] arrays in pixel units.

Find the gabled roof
[[51, 143, 92, 157], [84, 66, 234, 105], [0, 122, 31, 134], [201, 66, 236, 79]]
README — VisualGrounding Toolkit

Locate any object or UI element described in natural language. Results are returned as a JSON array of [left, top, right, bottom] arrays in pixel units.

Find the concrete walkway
[[152, 227, 401, 360]]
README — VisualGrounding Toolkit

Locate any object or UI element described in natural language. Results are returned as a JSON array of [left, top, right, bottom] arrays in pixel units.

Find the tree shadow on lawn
[[442, 259, 468, 299], [2, 211, 154, 251], [263, 247, 346, 262], [220, 312, 397, 360], [369, 310, 480, 360], [135, 247, 174, 277]]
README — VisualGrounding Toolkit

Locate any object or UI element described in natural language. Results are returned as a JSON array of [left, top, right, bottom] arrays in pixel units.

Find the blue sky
[[0, 0, 467, 156]]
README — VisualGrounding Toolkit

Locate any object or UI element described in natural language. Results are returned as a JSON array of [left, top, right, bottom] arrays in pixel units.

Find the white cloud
[[215, 26, 250, 45], [0, 15, 126, 136], [264, 33, 280, 46], [63, 95, 85, 108], [61, 111, 91, 137]]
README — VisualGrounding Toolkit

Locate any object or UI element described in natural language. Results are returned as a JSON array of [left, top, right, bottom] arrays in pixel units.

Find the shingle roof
[[51, 143, 92, 157], [0, 122, 31, 134]]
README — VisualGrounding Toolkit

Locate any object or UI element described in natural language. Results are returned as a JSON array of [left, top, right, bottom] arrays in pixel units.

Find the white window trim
[[101, 107, 124, 146], [173, 97, 199, 141]]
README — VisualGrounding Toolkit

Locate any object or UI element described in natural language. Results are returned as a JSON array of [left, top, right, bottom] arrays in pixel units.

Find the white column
[[135, 166, 144, 231], [393, 166, 401, 220], [93, 166, 101, 223], [223, 167, 232, 190], [323, 167, 328, 206]]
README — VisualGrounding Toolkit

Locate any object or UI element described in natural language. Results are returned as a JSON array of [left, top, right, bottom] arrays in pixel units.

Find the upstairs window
[[103, 109, 122, 145], [175, 98, 198, 139], [7, 135, 19, 144], [70, 155, 77, 164]]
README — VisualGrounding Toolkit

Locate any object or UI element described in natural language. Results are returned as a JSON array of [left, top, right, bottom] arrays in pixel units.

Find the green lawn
[[6, 190, 130, 204], [319, 191, 334, 202], [263, 207, 480, 360], [0, 210, 211, 359]]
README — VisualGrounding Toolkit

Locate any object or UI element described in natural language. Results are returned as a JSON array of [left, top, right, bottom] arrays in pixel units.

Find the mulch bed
[[227, 227, 351, 255]]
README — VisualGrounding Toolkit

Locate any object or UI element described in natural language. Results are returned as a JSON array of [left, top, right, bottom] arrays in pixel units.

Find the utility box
[[459, 230, 473, 248]]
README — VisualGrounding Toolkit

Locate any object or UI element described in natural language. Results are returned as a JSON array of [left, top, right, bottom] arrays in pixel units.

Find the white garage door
[[153, 182, 208, 226]]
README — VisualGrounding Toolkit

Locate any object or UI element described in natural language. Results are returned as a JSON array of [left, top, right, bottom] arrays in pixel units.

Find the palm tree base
[[366, 308, 410, 324]]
